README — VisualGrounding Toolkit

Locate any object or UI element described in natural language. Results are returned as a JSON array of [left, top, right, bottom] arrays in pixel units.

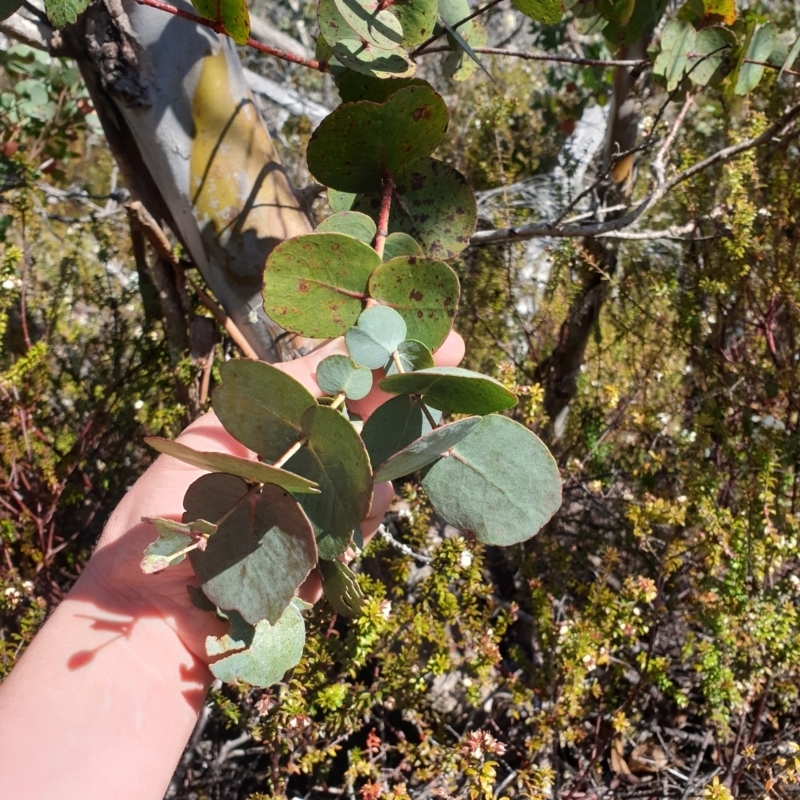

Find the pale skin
[[0, 332, 465, 800]]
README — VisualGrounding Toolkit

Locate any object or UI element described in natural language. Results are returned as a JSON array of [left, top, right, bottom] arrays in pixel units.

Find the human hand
[[75, 333, 465, 665]]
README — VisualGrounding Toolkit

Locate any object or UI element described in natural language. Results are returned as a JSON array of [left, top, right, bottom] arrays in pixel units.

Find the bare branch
[[471, 99, 800, 246], [418, 46, 649, 69]]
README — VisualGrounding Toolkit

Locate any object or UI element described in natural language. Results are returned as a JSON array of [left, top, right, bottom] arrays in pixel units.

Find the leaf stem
[[330, 392, 347, 410], [415, 396, 439, 429], [273, 437, 306, 469], [391, 350, 405, 374], [372, 175, 394, 259], [132, 0, 326, 71], [167, 541, 202, 563], [213, 484, 259, 528]]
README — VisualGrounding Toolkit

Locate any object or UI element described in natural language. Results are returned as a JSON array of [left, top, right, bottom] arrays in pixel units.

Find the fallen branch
[[418, 45, 649, 69]]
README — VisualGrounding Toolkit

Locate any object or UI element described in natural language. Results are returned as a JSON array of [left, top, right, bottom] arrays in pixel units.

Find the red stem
[[372, 175, 393, 259], [133, 0, 325, 71]]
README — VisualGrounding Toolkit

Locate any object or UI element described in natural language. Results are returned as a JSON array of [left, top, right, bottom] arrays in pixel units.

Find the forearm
[[0, 564, 210, 800]]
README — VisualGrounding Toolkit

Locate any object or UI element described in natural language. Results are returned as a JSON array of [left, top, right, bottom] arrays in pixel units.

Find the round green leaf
[[368, 256, 459, 350], [328, 188, 357, 213], [438, 0, 473, 37], [345, 305, 408, 369], [735, 22, 777, 95], [213, 360, 316, 462], [421, 415, 562, 545], [653, 19, 696, 91], [206, 600, 306, 688], [316, 354, 373, 400], [390, 0, 438, 46], [284, 405, 372, 559], [373, 416, 480, 482], [379, 366, 517, 415], [45, 0, 89, 28], [318, 0, 356, 47], [307, 86, 449, 193], [510, 0, 563, 24], [145, 437, 319, 494], [383, 232, 424, 261], [688, 26, 736, 86], [185, 475, 318, 625], [333, 0, 404, 49], [385, 339, 434, 375], [336, 72, 429, 104], [360, 394, 441, 469], [263, 233, 379, 337], [316, 211, 376, 244], [353, 157, 477, 258], [333, 39, 417, 80]]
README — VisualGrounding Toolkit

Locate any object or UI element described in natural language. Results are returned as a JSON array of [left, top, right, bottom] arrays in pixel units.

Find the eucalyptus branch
[[417, 46, 649, 69], [132, 0, 326, 71], [330, 392, 347, 410], [391, 351, 405, 374], [372, 176, 394, 259], [273, 438, 306, 469], [470, 98, 800, 246]]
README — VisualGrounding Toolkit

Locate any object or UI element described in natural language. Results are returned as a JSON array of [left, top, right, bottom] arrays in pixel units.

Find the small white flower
[[133, 399, 144, 410], [459, 550, 473, 569], [2, 279, 14, 290]]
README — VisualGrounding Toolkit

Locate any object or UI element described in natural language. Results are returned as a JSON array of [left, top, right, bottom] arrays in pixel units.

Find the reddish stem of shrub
[[133, 0, 326, 71], [372, 175, 393, 259]]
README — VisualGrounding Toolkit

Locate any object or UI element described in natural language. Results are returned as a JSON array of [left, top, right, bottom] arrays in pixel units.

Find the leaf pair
[[360, 395, 562, 546], [263, 235, 461, 345], [214, 361, 373, 560]]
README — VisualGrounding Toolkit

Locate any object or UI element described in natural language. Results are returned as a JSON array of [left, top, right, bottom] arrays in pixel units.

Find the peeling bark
[[59, 0, 313, 362]]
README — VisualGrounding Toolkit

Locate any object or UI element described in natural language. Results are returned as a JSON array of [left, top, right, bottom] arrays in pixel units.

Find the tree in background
[[4, 0, 800, 797]]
